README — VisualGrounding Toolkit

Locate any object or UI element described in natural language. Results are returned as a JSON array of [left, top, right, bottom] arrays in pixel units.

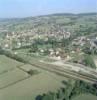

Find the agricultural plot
[[20, 64, 41, 71], [0, 71, 68, 100], [0, 53, 68, 100], [0, 68, 29, 89], [0, 55, 23, 74], [0, 54, 30, 89]]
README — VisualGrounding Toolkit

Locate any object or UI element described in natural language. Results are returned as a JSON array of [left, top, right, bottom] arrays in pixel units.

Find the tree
[[35, 95, 42, 100], [0, 46, 3, 54], [29, 42, 38, 53], [84, 54, 96, 69]]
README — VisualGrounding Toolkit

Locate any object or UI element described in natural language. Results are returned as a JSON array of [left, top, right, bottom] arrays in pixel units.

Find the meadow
[[0, 54, 68, 100]]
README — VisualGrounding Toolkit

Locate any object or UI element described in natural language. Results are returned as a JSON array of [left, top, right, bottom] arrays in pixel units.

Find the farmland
[[0, 54, 68, 100], [0, 55, 23, 74], [0, 72, 67, 100]]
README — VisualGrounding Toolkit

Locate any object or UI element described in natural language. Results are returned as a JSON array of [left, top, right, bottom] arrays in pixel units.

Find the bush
[[83, 54, 96, 69], [2, 50, 27, 63]]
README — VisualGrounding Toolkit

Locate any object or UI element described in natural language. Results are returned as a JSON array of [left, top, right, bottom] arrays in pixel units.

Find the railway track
[[8, 51, 97, 84], [28, 60, 97, 84]]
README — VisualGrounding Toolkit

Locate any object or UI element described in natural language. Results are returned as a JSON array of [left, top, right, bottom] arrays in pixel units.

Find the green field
[[0, 54, 68, 100], [20, 64, 42, 72], [0, 55, 23, 74], [0, 47, 97, 100], [0, 71, 68, 100], [0, 68, 29, 89], [0, 55, 29, 89]]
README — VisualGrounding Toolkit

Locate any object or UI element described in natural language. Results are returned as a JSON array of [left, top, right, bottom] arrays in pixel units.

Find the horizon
[[0, 0, 97, 18], [0, 12, 97, 19]]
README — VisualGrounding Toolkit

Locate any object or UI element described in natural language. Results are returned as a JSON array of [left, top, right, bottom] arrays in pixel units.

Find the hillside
[[0, 13, 97, 37]]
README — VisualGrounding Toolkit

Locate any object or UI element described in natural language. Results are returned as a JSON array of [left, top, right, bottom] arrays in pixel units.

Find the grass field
[[0, 55, 23, 74], [72, 94, 97, 100], [0, 54, 68, 100], [0, 68, 29, 89], [0, 71, 68, 100], [0, 50, 96, 100], [20, 64, 41, 71]]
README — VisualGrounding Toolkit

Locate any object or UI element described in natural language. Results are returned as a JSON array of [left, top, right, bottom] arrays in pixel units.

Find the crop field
[[72, 94, 97, 100], [0, 55, 30, 89], [0, 68, 29, 89], [2, 49, 97, 100], [20, 64, 42, 72], [0, 55, 23, 74], [0, 54, 68, 100], [0, 70, 68, 100]]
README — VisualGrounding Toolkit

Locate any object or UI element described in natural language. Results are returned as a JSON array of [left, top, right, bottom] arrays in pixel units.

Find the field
[[72, 94, 97, 100], [0, 54, 68, 100], [0, 55, 23, 74], [0, 68, 29, 89], [0, 71, 68, 100]]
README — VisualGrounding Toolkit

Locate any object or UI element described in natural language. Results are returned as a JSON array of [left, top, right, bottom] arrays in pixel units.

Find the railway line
[[28, 59, 97, 84], [8, 51, 97, 84]]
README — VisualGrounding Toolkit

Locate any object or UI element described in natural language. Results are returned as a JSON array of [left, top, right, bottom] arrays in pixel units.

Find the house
[[72, 36, 86, 46], [90, 39, 97, 49]]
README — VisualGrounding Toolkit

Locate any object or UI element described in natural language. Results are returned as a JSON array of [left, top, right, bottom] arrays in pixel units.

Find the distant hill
[[0, 12, 97, 20], [0, 12, 96, 36]]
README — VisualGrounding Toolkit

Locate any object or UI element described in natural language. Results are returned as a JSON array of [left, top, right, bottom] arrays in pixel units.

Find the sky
[[0, 0, 97, 18]]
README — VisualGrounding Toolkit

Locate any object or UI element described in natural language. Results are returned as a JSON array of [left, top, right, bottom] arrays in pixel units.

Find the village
[[0, 28, 97, 62]]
